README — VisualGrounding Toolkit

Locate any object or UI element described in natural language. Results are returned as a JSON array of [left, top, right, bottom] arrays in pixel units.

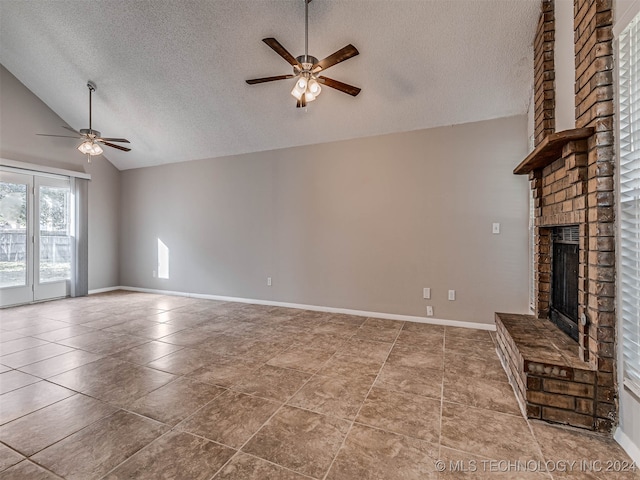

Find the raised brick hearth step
[[495, 312, 602, 431]]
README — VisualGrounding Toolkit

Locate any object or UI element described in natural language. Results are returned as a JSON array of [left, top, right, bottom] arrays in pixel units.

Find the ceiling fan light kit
[[77, 140, 103, 156], [36, 80, 131, 162], [246, 0, 361, 108]]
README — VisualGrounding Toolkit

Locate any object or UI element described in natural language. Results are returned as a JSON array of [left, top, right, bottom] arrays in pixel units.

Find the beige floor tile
[[267, 345, 334, 373], [57, 330, 147, 355], [48, 356, 176, 406], [317, 353, 385, 380], [0, 331, 25, 343], [402, 322, 445, 334], [0, 460, 60, 479], [438, 447, 551, 479], [334, 338, 392, 361], [18, 350, 103, 378], [327, 423, 439, 480], [0, 443, 23, 473], [356, 387, 441, 443], [0, 343, 74, 368], [288, 373, 374, 420], [33, 325, 96, 342], [0, 337, 49, 356], [445, 326, 493, 341], [532, 422, 639, 479], [32, 410, 166, 480], [440, 402, 541, 462], [232, 365, 311, 402], [443, 374, 521, 415], [129, 377, 225, 426], [243, 405, 350, 479], [146, 347, 215, 375], [327, 313, 366, 326], [0, 370, 40, 394], [213, 452, 310, 479], [444, 350, 508, 383], [0, 381, 75, 425], [12, 319, 72, 336], [387, 343, 444, 370], [395, 330, 445, 349], [179, 390, 280, 448], [375, 362, 443, 399], [353, 325, 400, 343], [188, 354, 261, 387], [110, 340, 183, 365], [0, 394, 117, 456], [103, 431, 234, 480], [363, 318, 403, 330]]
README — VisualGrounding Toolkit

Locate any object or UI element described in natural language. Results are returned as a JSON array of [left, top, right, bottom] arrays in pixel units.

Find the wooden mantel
[[513, 127, 595, 175]]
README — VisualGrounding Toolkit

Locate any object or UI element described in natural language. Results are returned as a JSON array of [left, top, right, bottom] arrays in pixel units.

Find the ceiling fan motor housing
[[79, 128, 100, 138], [295, 55, 319, 74]]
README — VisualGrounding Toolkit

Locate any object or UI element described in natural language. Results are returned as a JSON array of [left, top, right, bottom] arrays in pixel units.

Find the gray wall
[[121, 115, 530, 325], [0, 65, 120, 290]]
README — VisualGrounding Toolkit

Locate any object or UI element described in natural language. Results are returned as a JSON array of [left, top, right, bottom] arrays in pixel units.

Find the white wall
[[120, 115, 530, 325], [614, 0, 640, 464], [0, 64, 120, 290], [555, 0, 576, 132]]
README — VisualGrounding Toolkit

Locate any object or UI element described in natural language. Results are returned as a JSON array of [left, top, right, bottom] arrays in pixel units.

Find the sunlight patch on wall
[[157, 238, 169, 279]]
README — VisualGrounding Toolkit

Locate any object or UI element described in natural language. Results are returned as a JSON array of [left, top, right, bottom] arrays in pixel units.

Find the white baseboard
[[614, 427, 640, 465], [88, 286, 124, 294], [107, 285, 496, 331]]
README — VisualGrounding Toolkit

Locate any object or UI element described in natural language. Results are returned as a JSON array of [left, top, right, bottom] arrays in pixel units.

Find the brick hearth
[[496, 313, 598, 429]]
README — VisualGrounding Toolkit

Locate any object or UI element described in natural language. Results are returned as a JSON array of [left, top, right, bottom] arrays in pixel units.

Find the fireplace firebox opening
[[550, 225, 579, 342]]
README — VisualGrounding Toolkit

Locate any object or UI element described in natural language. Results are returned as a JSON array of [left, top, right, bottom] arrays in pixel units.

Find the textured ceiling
[[0, 0, 540, 170]]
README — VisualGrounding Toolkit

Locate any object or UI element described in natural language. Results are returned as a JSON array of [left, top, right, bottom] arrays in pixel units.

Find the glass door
[[0, 171, 34, 306], [34, 176, 71, 301], [0, 169, 72, 307]]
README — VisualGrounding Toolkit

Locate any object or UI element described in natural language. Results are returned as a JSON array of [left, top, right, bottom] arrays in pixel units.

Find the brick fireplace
[[495, 0, 617, 433]]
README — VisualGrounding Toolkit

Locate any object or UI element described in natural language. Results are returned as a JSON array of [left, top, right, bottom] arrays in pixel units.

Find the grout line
[[14, 459, 67, 479], [202, 358, 328, 480], [320, 321, 405, 480]]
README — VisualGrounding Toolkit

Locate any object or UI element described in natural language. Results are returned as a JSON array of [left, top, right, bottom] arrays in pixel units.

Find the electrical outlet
[[152, 270, 157, 278], [492, 223, 500, 234], [448, 290, 455, 301], [267, 277, 272, 287], [423, 287, 431, 299], [426, 306, 434, 316]]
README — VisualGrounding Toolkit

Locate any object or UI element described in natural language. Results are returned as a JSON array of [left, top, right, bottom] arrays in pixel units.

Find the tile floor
[[0, 291, 637, 479]]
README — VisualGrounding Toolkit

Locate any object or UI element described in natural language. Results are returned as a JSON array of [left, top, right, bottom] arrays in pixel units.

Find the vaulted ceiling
[[0, 0, 540, 170]]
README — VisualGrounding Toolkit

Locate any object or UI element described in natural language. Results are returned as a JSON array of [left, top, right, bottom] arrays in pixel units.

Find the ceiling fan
[[37, 81, 131, 162], [246, 0, 361, 108]]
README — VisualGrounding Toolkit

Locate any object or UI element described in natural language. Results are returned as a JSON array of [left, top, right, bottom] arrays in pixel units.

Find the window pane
[[0, 181, 28, 287], [39, 185, 71, 283], [619, 14, 640, 391]]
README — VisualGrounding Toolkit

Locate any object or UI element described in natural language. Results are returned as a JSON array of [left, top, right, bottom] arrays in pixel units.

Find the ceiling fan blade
[[99, 141, 131, 152], [262, 38, 302, 69], [36, 134, 81, 138], [61, 125, 83, 135], [98, 137, 130, 143], [246, 75, 295, 85], [312, 44, 359, 73], [317, 76, 361, 97]]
